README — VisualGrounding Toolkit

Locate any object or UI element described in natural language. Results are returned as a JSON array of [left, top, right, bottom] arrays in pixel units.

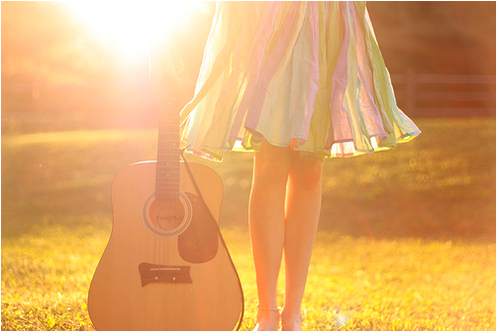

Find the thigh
[[289, 142, 324, 189], [253, 139, 292, 184]]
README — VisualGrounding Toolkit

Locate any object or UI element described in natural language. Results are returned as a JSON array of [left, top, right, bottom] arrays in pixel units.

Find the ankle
[[258, 305, 281, 312], [280, 309, 302, 331], [254, 307, 281, 331], [257, 305, 281, 322]]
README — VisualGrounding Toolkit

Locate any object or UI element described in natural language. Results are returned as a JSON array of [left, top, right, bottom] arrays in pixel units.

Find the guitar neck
[[156, 102, 180, 202]]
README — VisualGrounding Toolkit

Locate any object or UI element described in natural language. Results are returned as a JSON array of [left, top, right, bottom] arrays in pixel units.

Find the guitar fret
[[155, 102, 182, 199], [156, 195, 179, 201], [156, 172, 179, 175]]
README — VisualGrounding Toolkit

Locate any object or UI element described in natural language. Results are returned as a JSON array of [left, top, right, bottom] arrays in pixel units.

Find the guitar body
[[88, 161, 243, 331]]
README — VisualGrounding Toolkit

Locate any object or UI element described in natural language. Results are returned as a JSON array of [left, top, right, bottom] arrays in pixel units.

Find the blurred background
[[1, 1, 495, 132], [1, 1, 496, 241]]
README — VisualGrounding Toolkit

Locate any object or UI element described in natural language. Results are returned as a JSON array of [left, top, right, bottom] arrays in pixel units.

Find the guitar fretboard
[[156, 110, 179, 202]]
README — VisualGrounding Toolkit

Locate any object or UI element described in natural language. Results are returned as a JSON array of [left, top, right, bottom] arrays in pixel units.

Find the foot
[[281, 312, 302, 331], [253, 307, 281, 331]]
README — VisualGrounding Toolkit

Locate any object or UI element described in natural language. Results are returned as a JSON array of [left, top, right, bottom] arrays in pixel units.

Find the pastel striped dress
[[180, 1, 420, 161]]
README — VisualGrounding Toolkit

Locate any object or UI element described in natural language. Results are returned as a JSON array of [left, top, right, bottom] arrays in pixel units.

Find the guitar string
[[158, 112, 179, 266]]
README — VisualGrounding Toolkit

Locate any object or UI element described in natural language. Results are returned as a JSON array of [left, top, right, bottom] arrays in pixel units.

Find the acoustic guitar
[[87, 52, 244, 331]]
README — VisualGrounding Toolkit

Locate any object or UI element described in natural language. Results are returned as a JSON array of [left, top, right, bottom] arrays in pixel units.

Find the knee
[[253, 157, 290, 188], [252, 140, 291, 188], [289, 159, 323, 192]]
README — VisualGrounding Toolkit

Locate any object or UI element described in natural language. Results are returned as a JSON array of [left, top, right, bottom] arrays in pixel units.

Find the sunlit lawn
[[1, 118, 496, 330]]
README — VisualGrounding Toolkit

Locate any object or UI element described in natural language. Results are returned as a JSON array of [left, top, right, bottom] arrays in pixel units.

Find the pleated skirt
[[179, 1, 421, 161]]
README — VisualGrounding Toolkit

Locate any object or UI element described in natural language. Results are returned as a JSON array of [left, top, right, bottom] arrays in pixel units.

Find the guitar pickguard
[[178, 192, 218, 264]]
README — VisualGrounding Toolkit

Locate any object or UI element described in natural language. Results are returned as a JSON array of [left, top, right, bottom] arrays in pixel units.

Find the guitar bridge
[[139, 263, 192, 287]]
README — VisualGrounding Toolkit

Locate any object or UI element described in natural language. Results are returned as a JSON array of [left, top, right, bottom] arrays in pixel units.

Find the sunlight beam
[[63, 1, 209, 64]]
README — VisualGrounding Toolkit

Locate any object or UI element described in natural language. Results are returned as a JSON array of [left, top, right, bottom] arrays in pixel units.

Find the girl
[[179, 2, 420, 330]]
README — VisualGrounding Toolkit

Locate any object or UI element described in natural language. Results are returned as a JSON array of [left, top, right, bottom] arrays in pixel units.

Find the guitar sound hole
[[143, 192, 192, 237], [150, 200, 185, 231]]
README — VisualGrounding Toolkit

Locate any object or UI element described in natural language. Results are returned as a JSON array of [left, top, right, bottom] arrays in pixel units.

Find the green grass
[[1, 225, 495, 330], [1, 118, 496, 330]]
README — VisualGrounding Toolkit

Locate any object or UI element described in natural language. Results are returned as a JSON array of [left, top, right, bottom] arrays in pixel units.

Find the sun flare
[[64, 1, 210, 64]]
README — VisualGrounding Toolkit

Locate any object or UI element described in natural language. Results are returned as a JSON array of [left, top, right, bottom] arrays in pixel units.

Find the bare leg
[[249, 140, 291, 330], [249, 140, 323, 331], [281, 147, 323, 331]]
